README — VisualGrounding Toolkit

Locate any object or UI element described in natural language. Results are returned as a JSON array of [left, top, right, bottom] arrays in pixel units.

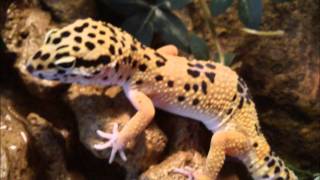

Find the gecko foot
[[173, 166, 195, 180], [93, 123, 127, 164]]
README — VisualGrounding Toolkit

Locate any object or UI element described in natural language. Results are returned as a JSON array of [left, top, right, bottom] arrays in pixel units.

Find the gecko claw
[[173, 167, 195, 180], [93, 123, 127, 164]]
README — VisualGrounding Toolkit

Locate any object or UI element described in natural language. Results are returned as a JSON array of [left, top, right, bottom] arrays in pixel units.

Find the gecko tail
[[246, 150, 298, 180]]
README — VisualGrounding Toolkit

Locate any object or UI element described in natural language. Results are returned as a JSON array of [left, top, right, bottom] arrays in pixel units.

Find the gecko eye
[[54, 57, 76, 70], [44, 28, 59, 44]]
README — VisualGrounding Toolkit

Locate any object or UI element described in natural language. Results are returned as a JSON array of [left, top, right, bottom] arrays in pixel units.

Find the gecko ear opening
[[54, 56, 76, 70]]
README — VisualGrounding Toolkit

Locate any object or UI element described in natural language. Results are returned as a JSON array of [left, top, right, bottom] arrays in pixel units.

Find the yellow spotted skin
[[26, 18, 297, 180]]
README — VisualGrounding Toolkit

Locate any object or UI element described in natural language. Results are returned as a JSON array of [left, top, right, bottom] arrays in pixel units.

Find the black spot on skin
[[267, 159, 275, 167], [132, 60, 138, 68], [201, 81, 207, 94], [136, 79, 143, 85], [56, 45, 69, 50], [226, 108, 233, 115], [88, 33, 96, 38], [237, 83, 244, 93], [52, 38, 61, 44], [118, 48, 122, 55], [143, 54, 150, 60], [177, 96, 185, 102], [187, 63, 194, 67], [48, 63, 56, 69], [128, 56, 132, 64], [33, 51, 42, 59], [154, 52, 166, 61], [73, 46, 80, 51], [192, 98, 200, 106], [184, 84, 190, 91], [38, 73, 44, 79], [195, 63, 204, 69], [26, 65, 34, 73], [109, 45, 115, 55], [110, 36, 118, 43], [278, 160, 283, 167], [98, 39, 105, 44], [138, 64, 147, 72], [56, 60, 74, 69], [103, 76, 108, 80], [275, 177, 283, 180], [155, 75, 163, 81], [118, 75, 123, 80], [115, 62, 119, 72], [99, 30, 106, 35], [120, 41, 125, 47], [205, 72, 215, 83], [126, 76, 131, 81], [57, 69, 66, 74], [131, 45, 137, 51], [74, 36, 82, 43], [156, 60, 165, 67], [92, 25, 97, 29], [97, 55, 111, 65], [40, 53, 50, 61], [61, 31, 70, 37], [55, 52, 69, 59], [109, 27, 116, 34], [45, 37, 51, 44], [264, 156, 269, 161], [193, 84, 199, 92], [74, 23, 89, 32], [206, 63, 216, 69], [85, 42, 95, 50], [167, 80, 174, 87], [187, 69, 200, 78], [232, 94, 237, 101], [262, 175, 269, 179], [274, 166, 280, 174], [238, 97, 244, 109], [253, 142, 258, 148]]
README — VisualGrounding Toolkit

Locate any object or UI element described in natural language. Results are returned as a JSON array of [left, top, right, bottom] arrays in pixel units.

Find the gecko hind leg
[[174, 130, 250, 180], [156, 44, 178, 56]]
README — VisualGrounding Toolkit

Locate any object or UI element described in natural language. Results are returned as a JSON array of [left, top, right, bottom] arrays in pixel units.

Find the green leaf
[[238, 0, 263, 29], [154, 9, 190, 52], [214, 52, 236, 66], [122, 12, 154, 45], [210, 0, 234, 16], [189, 33, 209, 59], [156, 0, 192, 10]]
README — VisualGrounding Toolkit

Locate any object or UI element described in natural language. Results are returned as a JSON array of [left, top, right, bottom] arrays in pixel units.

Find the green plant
[[100, 0, 209, 59], [100, 0, 291, 65]]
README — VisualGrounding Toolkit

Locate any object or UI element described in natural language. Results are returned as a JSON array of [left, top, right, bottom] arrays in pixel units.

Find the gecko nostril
[[26, 65, 34, 73]]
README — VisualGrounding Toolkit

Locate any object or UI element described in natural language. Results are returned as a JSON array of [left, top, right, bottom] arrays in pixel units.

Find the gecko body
[[26, 18, 297, 180]]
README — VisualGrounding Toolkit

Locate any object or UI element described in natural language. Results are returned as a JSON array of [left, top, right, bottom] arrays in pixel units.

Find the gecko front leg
[[94, 89, 155, 163]]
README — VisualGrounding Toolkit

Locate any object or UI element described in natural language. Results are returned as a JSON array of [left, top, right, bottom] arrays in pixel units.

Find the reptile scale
[[25, 18, 297, 180]]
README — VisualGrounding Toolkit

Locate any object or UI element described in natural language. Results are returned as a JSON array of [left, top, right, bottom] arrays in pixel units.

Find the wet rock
[[236, 0, 320, 117], [0, 93, 35, 179], [259, 105, 320, 173], [40, 0, 97, 22], [66, 85, 168, 179], [0, 91, 74, 179], [2, 4, 65, 98]]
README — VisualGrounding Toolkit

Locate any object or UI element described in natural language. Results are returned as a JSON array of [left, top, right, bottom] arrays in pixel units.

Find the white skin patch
[[54, 56, 76, 68]]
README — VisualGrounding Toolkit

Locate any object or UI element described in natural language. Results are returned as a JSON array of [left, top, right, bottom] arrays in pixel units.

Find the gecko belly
[[153, 101, 221, 132]]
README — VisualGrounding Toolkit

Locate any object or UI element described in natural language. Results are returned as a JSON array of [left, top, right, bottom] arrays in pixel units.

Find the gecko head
[[26, 18, 118, 84]]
